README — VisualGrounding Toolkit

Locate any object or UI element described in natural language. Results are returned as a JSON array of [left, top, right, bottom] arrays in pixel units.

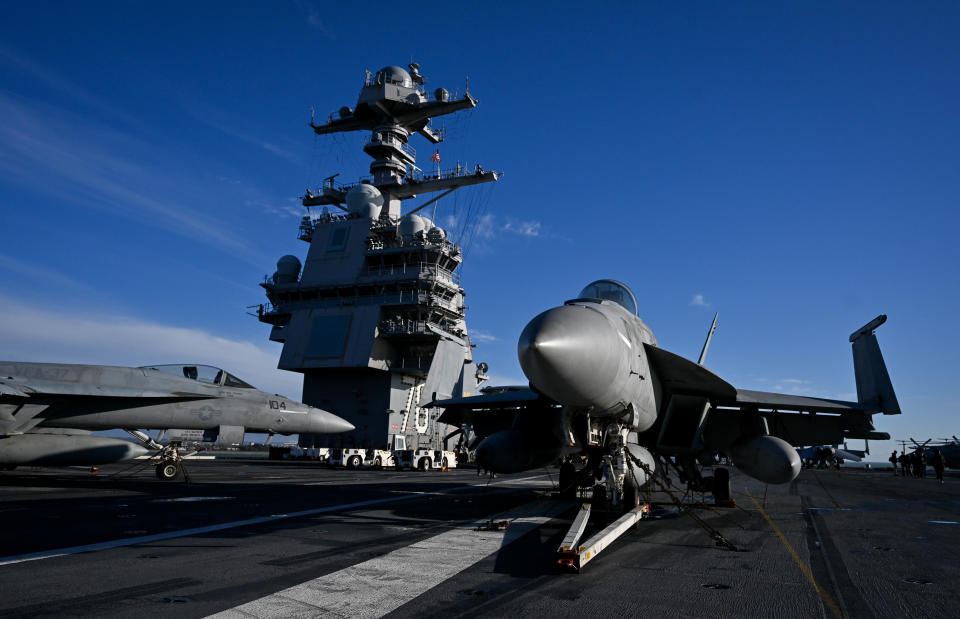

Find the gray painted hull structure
[[0, 362, 354, 467], [256, 64, 498, 452], [435, 280, 898, 503]]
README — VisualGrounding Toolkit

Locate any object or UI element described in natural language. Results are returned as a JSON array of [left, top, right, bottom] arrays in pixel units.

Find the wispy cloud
[[470, 329, 499, 343], [293, 0, 337, 40], [178, 95, 304, 164], [0, 295, 301, 399], [0, 253, 92, 292], [502, 218, 541, 237], [247, 197, 304, 219], [473, 214, 542, 240], [0, 92, 267, 265], [0, 44, 140, 126], [772, 378, 813, 393], [691, 294, 710, 307]]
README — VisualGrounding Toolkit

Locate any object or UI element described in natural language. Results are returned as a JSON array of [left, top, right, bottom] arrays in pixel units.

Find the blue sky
[[1, 2, 958, 456]]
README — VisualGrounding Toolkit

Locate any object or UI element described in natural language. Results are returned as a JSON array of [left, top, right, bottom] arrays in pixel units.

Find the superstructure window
[[328, 226, 349, 252]]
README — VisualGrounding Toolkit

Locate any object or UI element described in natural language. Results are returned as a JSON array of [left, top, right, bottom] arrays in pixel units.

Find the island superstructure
[[256, 64, 499, 453]]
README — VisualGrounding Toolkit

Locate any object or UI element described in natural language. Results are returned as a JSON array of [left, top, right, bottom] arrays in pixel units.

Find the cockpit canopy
[[141, 364, 255, 389], [578, 280, 638, 315]]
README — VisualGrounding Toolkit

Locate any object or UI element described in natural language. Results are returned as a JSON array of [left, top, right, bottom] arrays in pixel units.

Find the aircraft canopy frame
[[140, 364, 255, 389]]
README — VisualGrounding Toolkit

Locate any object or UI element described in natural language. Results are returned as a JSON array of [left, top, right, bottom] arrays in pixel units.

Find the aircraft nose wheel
[[156, 460, 180, 480], [558, 461, 577, 499]]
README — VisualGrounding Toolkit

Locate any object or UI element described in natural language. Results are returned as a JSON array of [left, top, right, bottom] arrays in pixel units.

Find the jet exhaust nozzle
[[729, 435, 801, 485], [518, 305, 623, 408], [475, 430, 562, 474]]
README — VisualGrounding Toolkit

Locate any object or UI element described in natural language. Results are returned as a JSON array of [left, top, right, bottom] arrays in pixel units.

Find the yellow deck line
[[746, 490, 843, 619]]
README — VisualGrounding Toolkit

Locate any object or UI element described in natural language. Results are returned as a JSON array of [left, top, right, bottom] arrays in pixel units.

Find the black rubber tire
[[156, 461, 179, 481], [559, 462, 577, 499], [418, 458, 431, 471], [713, 467, 731, 503], [347, 455, 362, 469], [592, 484, 607, 506], [373, 457, 382, 470], [623, 478, 641, 510]]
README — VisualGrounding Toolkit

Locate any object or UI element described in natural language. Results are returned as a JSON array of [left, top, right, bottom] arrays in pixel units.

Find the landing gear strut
[[123, 429, 189, 482]]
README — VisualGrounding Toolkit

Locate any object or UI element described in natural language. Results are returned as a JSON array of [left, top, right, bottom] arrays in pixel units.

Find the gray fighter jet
[[797, 445, 864, 468], [0, 362, 354, 478], [435, 280, 898, 506]]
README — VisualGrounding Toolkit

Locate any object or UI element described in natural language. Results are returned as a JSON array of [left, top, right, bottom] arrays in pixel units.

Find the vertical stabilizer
[[849, 315, 900, 414]]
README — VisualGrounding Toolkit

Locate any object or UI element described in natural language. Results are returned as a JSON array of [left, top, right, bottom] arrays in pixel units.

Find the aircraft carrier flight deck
[[1, 461, 957, 618]]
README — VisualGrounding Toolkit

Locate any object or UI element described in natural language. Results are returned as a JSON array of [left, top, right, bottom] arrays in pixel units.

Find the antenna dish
[[346, 184, 384, 219]]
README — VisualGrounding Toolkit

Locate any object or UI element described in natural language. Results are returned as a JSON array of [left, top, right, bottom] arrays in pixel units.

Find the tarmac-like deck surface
[[0, 460, 957, 618]]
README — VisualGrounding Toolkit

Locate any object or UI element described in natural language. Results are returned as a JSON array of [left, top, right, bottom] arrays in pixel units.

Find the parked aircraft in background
[[907, 437, 960, 469], [0, 362, 354, 478], [797, 444, 864, 468], [435, 280, 898, 506]]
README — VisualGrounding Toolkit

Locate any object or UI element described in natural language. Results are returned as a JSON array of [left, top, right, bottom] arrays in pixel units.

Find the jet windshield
[[141, 364, 255, 389], [578, 280, 638, 315]]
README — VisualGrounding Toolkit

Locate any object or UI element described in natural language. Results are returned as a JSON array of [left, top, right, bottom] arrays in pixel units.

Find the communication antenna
[[698, 312, 719, 365]]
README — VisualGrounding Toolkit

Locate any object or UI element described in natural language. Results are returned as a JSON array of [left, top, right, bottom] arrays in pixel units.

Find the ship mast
[[304, 63, 499, 219]]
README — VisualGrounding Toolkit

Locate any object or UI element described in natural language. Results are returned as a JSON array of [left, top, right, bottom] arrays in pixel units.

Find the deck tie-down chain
[[625, 451, 739, 551]]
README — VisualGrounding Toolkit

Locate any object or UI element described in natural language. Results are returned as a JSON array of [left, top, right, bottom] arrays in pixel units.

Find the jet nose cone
[[310, 408, 355, 434], [518, 305, 623, 407]]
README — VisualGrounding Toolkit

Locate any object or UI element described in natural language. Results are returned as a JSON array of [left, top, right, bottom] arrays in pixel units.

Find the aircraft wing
[[0, 378, 33, 398], [0, 370, 214, 436], [433, 389, 552, 435], [0, 374, 212, 400], [835, 449, 863, 462], [643, 344, 737, 399], [732, 390, 866, 413]]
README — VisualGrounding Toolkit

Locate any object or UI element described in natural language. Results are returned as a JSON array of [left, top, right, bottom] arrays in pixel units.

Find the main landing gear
[[156, 458, 181, 480], [124, 429, 189, 482]]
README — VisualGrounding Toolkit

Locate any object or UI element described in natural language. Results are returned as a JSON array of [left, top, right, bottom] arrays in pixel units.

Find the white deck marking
[[0, 474, 551, 567], [207, 499, 568, 619]]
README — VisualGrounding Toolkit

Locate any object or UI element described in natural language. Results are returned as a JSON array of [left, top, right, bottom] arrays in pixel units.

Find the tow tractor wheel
[[347, 455, 362, 469], [156, 460, 179, 481], [441, 457, 449, 469], [559, 462, 576, 499], [418, 457, 431, 472], [713, 467, 733, 505], [591, 484, 607, 506], [373, 457, 382, 470]]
